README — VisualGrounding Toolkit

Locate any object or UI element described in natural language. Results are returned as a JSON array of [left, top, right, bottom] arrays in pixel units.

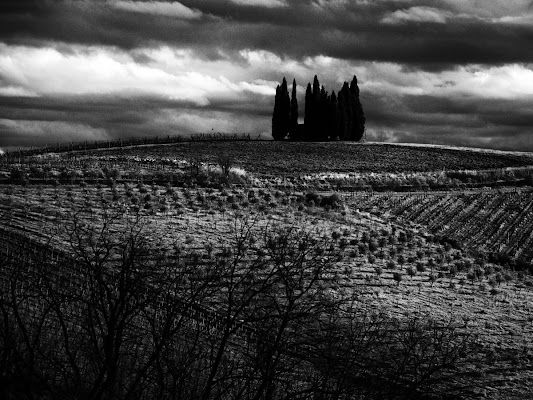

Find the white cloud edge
[[108, 0, 203, 19], [381, 6, 451, 24], [0, 43, 532, 116], [229, 0, 288, 8]]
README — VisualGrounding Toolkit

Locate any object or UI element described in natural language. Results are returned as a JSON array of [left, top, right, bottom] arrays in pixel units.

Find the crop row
[[352, 190, 533, 262]]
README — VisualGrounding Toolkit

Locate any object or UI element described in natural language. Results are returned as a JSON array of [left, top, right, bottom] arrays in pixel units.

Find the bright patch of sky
[[0, 44, 276, 105], [229, 0, 288, 8]]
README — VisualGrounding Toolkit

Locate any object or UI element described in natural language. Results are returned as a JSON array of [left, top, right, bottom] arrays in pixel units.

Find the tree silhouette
[[304, 82, 313, 141], [337, 89, 348, 140], [289, 79, 299, 140], [350, 75, 366, 141], [319, 86, 329, 141], [339, 82, 353, 140], [271, 77, 290, 140], [276, 74, 365, 142], [329, 91, 338, 140]]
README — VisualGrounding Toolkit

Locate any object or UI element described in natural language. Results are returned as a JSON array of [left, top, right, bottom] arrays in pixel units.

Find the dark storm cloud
[[0, 89, 273, 147], [0, 0, 532, 151], [1, 0, 533, 68], [364, 91, 533, 151], [0, 0, 50, 15]]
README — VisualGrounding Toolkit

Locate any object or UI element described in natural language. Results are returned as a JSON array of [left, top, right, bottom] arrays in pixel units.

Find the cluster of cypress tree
[[271, 78, 292, 140], [272, 75, 365, 141]]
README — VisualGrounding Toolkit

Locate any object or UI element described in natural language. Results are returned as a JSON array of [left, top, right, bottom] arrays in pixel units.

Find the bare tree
[[0, 207, 479, 400], [217, 155, 233, 180], [307, 299, 477, 400]]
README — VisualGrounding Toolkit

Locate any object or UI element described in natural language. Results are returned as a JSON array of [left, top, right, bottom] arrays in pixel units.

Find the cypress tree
[[329, 91, 338, 140], [304, 82, 313, 141], [312, 75, 320, 98], [337, 90, 347, 140], [280, 77, 290, 139], [350, 75, 366, 141], [272, 84, 282, 140], [345, 82, 355, 140], [289, 79, 299, 140], [310, 75, 321, 141], [338, 82, 352, 140], [272, 78, 290, 140], [319, 86, 328, 141]]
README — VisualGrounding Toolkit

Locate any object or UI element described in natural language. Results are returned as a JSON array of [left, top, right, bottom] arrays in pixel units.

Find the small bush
[[320, 193, 341, 208], [393, 272, 403, 285], [305, 191, 321, 205], [416, 262, 426, 273]]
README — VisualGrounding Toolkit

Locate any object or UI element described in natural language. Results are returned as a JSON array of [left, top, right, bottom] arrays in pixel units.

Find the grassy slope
[[2, 142, 533, 398], [91, 142, 533, 174]]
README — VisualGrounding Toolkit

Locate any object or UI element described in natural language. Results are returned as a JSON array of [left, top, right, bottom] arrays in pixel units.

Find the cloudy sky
[[1, 0, 533, 151]]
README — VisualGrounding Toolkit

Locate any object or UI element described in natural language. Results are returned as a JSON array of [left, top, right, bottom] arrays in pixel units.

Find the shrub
[[393, 272, 403, 285], [10, 167, 29, 184], [398, 232, 407, 243], [358, 242, 368, 255], [339, 238, 348, 249], [305, 191, 321, 206], [320, 193, 341, 208], [416, 262, 425, 273]]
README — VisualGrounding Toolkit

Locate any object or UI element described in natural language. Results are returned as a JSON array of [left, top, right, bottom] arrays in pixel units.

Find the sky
[[0, 0, 533, 151]]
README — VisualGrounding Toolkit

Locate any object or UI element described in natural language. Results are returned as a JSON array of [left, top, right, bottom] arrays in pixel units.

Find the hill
[[1, 141, 533, 399]]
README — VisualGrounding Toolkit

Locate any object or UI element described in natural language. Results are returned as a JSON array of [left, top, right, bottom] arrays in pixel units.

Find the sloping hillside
[[1, 142, 533, 399]]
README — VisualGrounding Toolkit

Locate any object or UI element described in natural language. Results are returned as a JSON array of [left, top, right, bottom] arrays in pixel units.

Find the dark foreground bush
[[305, 191, 342, 208], [320, 193, 342, 208]]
